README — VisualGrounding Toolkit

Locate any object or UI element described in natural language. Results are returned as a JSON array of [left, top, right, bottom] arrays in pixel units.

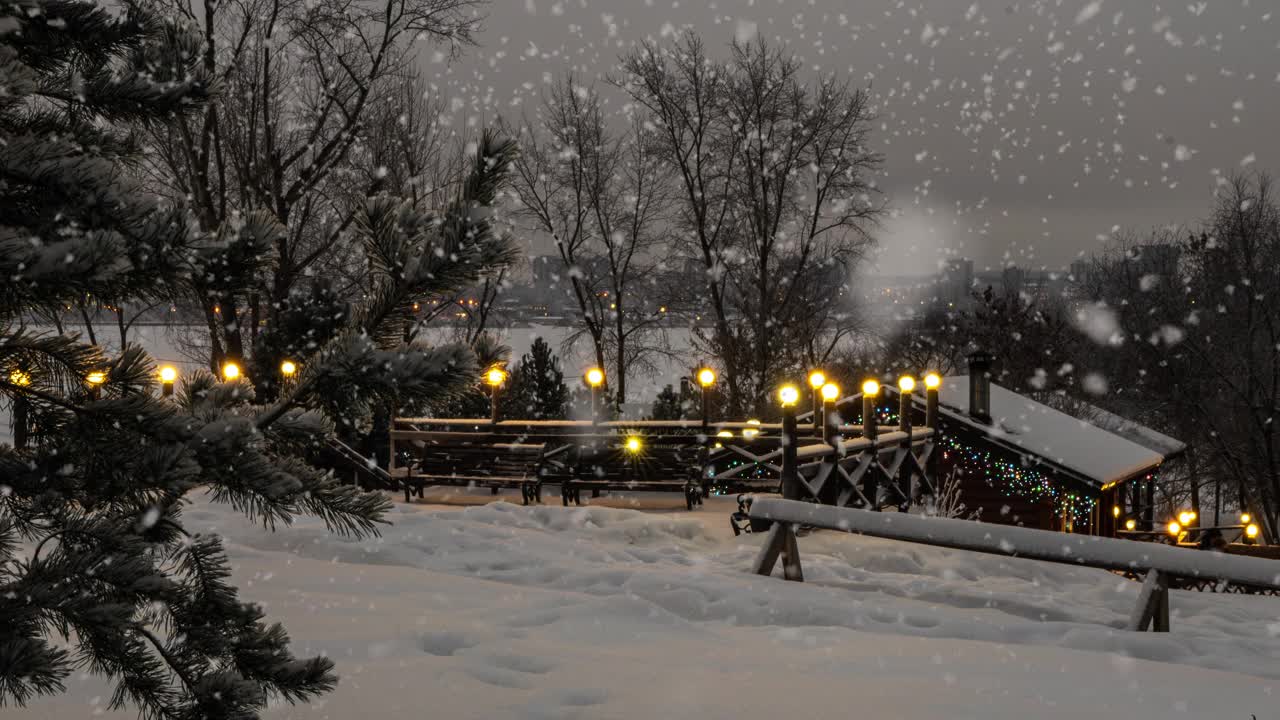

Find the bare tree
[[143, 0, 483, 368], [507, 76, 672, 407], [616, 32, 884, 414]]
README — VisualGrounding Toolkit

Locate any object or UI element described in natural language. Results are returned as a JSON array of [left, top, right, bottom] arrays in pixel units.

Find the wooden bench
[[562, 442, 705, 510], [748, 497, 1280, 632], [401, 442, 546, 505]]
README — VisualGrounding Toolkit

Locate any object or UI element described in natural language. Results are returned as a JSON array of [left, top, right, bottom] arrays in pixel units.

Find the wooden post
[[862, 393, 877, 442], [781, 404, 799, 501], [13, 397, 28, 449], [925, 386, 938, 429], [822, 399, 839, 449], [490, 384, 499, 427], [751, 522, 805, 582], [899, 386, 913, 434], [1127, 569, 1171, 632], [812, 390, 822, 436]]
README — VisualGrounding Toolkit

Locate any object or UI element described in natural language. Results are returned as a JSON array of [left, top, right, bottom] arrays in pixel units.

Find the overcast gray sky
[[426, 0, 1277, 274]]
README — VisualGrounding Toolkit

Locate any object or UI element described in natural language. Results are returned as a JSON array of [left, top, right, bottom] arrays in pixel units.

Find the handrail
[[749, 497, 1280, 589]]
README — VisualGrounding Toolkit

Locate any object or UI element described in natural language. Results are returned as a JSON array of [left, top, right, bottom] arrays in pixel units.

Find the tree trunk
[[77, 301, 97, 346]]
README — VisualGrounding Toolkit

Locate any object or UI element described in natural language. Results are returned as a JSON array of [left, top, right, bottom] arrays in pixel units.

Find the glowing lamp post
[[1125, 519, 1137, 532], [10, 369, 30, 448], [485, 367, 507, 425], [697, 368, 716, 431], [808, 371, 826, 435], [1244, 523, 1260, 545], [625, 436, 642, 454], [924, 372, 941, 428], [86, 370, 106, 400], [585, 367, 605, 424], [1167, 521, 1182, 540], [820, 382, 840, 447], [1177, 510, 1197, 528], [280, 359, 298, 383], [778, 384, 800, 500], [159, 366, 177, 397], [861, 379, 880, 441], [897, 375, 916, 434], [221, 362, 241, 382]]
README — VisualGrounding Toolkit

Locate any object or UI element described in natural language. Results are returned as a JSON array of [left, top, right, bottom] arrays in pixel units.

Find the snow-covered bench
[[562, 441, 706, 510], [748, 497, 1280, 633], [400, 441, 547, 504]]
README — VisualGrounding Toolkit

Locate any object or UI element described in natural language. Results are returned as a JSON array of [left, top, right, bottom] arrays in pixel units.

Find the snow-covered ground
[[23, 491, 1279, 719]]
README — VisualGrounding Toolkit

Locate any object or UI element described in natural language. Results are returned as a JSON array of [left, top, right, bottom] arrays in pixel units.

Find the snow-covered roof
[[934, 376, 1168, 488]]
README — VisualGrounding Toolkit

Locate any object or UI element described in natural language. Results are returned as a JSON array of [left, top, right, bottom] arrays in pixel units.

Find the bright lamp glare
[[1167, 521, 1181, 536], [159, 366, 177, 383], [697, 368, 716, 387], [778, 385, 800, 407], [1125, 519, 1137, 531], [898, 376, 916, 393], [221, 362, 240, 381], [820, 383, 840, 401], [861, 379, 880, 397], [807, 371, 826, 389], [625, 436, 642, 453], [585, 368, 605, 387], [924, 373, 942, 390]]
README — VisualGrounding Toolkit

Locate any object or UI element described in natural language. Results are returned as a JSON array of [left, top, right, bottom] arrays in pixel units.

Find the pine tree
[[0, 4, 518, 714], [502, 337, 569, 419], [649, 384, 685, 420]]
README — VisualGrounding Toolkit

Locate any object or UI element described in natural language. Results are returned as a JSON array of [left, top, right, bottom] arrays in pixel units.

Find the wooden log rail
[[749, 497, 1280, 632]]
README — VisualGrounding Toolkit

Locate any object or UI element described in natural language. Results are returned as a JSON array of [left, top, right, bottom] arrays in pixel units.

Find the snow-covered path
[[26, 493, 1280, 719]]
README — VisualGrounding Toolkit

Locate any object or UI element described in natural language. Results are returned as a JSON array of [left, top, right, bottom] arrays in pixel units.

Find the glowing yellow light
[[280, 360, 298, 377], [898, 375, 916, 393], [778, 385, 800, 407], [1241, 513, 1251, 524], [86, 371, 107, 385], [820, 383, 840, 402], [585, 368, 605, 387], [1167, 521, 1181, 536], [743, 419, 761, 440], [221, 362, 241, 381], [808, 371, 826, 389], [9, 369, 31, 386], [1245, 523, 1259, 539], [485, 367, 507, 387], [1112, 505, 1121, 518], [1178, 511, 1195, 526], [716, 430, 734, 438], [1125, 519, 1137, 531], [159, 366, 177, 383], [625, 436, 642, 453], [861, 379, 880, 397], [924, 373, 942, 390], [697, 368, 716, 387]]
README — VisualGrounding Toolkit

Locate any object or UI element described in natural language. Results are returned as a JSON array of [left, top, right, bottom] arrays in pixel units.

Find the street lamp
[[808, 371, 826, 435], [778, 384, 800, 500], [585, 367, 605, 423], [221, 362, 241, 382], [159, 366, 177, 397], [861, 379, 880, 440], [485, 366, 507, 425], [86, 370, 106, 400], [1244, 523, 1260, 544], [924, 372, 941, 428], [820, 382, 840, 446], [778, 384, 800, 408], [697, 367, 716, 430], [897, 375, 915, 433], [9, 369, 30, 448]]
